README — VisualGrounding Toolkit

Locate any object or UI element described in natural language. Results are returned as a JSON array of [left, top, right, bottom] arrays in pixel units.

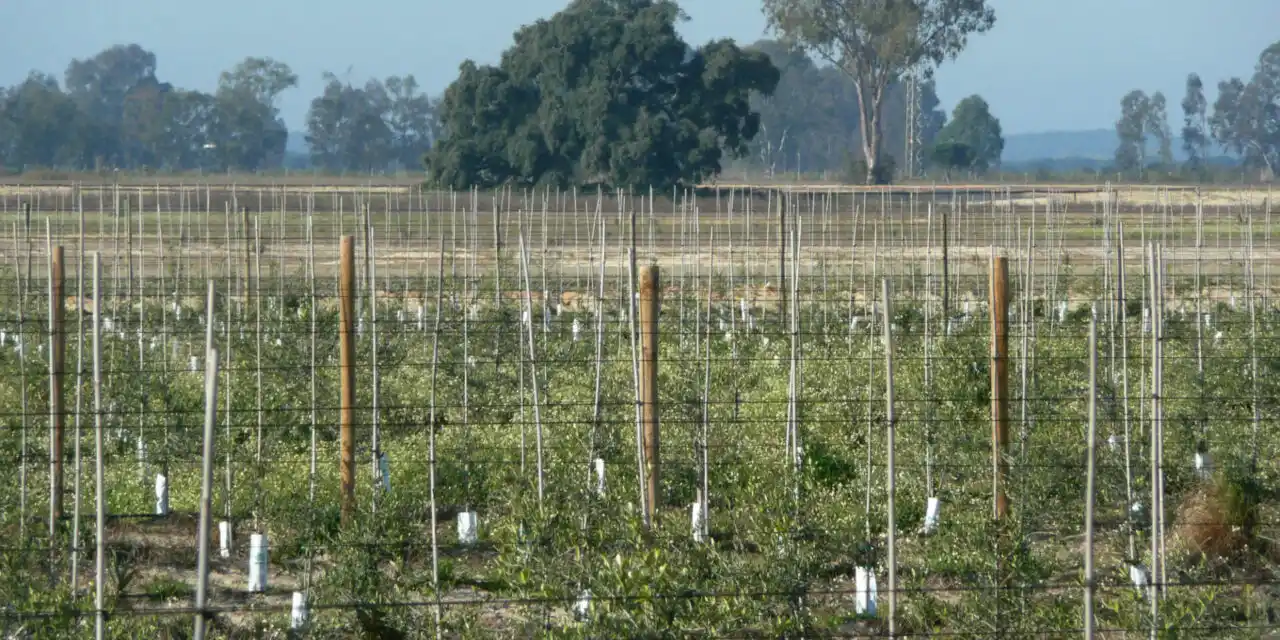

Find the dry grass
[[1173, 477, 1255, 561]]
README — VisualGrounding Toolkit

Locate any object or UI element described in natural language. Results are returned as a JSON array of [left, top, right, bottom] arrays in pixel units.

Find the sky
[[1, 0, 1276, 135]]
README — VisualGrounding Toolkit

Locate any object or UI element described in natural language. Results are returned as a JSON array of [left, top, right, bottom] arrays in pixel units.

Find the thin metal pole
[[371, 225, 383, 508], [71, 203, 85, 593], [1155, 243, 1168, 595], [990, 253, 1010, 519], [1084, 314, 1098, 640], [778, 192, 787, 320], [92, 254, 106, 640], [428, 231, 445, 638], [882, 278, 897, 637], [517, 234, 546, 510], [1147, 243, 1160, 633], [1118, 221, 1136, 561], [49, 245, 66, 538], [627, 240, 648, 527], [194, 340, 220, 640]]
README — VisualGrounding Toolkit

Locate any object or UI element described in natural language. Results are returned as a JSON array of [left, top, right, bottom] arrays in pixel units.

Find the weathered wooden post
[[339, 236, 356, 526], [639, 265, 660, 525], [989, 253, 1010, 520], [49, 245, 65, 533]]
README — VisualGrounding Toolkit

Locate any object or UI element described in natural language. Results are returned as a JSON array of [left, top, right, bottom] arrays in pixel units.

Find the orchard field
[[1, 181, 1279, 638]]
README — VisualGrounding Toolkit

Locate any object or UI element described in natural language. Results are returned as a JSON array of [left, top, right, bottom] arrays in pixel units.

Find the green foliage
[[1181, 73, 1210, 174], [0, 73, 94, 169], [762, 0, 996, 182], [933, 95, 1003, 173], [1210, 40, 1280, 180], [742, 40, 945, 179], [3, 266, 1280, 636], [0, 47, 298, 173], [929, 140, 976, 179], [305, 73, 437, 173], [1115, 89, 1173, 178], [425, 0, 780, 190]]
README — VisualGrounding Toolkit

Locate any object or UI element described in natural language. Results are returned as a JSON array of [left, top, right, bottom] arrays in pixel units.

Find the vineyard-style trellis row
[[0, 182, 1277, 638]]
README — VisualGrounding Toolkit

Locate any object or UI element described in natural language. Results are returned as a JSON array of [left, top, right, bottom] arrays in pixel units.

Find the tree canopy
[[762, 0, 995, 183], [305, 73, 436, 172], [1181, 73, 1210, 173], [1114, 89, 1172, 177], [425, 0, 780, 190], [933, 94, 1002, 173], [744, 39, 944, 179], [0, 46, 300, 172], [1210, 41, 1279, 180]]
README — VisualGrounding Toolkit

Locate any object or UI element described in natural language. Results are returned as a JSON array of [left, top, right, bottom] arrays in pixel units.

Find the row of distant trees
[[19, 2, 1276, 186], [422, 0, 1008, 188], [1115, 41, 1279, 181], [4, 0, 1009, 184], [0, 44, 439, 174], [741, 41, 1004, 183], [0, 46, 301, 172]]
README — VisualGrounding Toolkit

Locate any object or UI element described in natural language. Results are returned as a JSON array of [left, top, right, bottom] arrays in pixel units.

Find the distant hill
[[281, 126, 1235, 174], [1000, 128, 1225, 165], [1002, 129, 1121, 163]]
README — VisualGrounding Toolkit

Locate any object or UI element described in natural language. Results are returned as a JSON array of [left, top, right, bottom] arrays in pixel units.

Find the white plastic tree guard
[[154, 474, 169, 516], [573, 590, 592, 621], [379, 453, 391, 493], [922, 497, 940, 534], [218, 521, 232, 558], [855, 567, 878, 616], [1195, 451, 1213, 478], [691, 498, 706, 543], [247, 533, 268, 592], [290, 591, 309, 629], [457, 511, 479, 544]]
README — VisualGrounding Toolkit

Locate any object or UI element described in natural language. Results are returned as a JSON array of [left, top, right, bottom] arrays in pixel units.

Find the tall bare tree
[[761, 0, 994, 183], [1181, 73, 1210, 172]]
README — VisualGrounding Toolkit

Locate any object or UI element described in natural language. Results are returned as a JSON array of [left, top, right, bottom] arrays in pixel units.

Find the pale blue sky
[[1, 0, 1276, 134]]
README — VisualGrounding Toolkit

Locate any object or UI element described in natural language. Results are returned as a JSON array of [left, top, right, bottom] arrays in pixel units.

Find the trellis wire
[[0, 183, 1276, 638]]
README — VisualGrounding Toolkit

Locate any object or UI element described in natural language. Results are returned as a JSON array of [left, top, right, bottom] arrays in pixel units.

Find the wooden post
[[49, 245, 65, 531], [639, 265, 660, 525], [989, 253, 1010, 520], [339, 236, 356, 526]]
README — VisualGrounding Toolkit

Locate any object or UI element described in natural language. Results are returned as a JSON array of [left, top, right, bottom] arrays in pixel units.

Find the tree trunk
[[867, 105, 882, 183], [852, 80, 877, 184], [853, 79, 888, 185]]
